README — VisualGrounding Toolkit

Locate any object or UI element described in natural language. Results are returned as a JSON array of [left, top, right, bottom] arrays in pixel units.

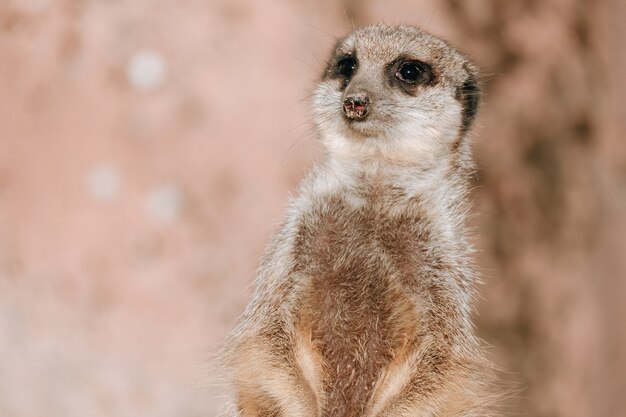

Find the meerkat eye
[[396, 61, 433, 84], [337, 56, 357, 78]]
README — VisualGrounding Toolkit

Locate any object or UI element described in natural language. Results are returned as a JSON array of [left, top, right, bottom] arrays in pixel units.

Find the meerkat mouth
[[340, 107, 384, 139], [342, 120, 381, 140]]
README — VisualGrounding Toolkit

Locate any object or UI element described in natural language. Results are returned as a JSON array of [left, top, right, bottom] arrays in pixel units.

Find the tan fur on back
[[223, 24, 496, 417]]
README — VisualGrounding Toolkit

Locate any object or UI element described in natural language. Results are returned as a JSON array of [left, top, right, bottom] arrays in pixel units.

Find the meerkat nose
[[343, 95, 369, 120]]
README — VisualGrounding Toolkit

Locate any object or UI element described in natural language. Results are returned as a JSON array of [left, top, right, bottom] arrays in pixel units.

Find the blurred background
[[1, 0, 625, 416]]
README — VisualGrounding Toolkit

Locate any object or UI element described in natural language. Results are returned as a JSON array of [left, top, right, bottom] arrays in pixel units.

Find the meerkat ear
[[456, 65, 480, 133]]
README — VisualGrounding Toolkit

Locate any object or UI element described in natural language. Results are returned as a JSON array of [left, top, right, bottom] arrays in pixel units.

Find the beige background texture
[[1, 1, 625, 416]]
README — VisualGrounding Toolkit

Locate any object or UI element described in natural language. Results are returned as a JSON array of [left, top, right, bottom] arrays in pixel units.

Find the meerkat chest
[[291, 194, 429, 416], [291, 192, 432, 289]]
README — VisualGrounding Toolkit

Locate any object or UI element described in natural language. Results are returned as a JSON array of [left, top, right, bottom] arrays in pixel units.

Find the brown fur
[[223, 24, 496, 417]]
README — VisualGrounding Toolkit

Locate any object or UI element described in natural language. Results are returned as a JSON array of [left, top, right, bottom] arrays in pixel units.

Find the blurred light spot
[[86, 164, 121, 202], [145, 184, 182, 223], [126, 49, 167, 91]]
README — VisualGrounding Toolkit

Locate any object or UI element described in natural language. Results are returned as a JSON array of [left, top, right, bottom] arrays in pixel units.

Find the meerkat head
[[313, 24, 480, 167]]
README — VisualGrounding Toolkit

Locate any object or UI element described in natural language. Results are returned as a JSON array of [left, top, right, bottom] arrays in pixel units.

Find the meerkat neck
[[309, 152, 473, 255], [322, 150, 468, 201]]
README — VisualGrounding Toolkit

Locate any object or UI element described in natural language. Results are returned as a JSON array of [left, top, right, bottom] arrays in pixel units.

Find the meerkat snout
[[339, 55, 371, 120]]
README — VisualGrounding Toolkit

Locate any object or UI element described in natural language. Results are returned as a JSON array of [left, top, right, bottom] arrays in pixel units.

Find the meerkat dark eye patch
[[336, 56, 357, 79], [395, 61, 434, 84]]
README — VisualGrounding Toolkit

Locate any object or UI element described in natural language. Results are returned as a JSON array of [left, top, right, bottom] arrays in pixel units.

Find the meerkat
[[222, 24, 494, 417]]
